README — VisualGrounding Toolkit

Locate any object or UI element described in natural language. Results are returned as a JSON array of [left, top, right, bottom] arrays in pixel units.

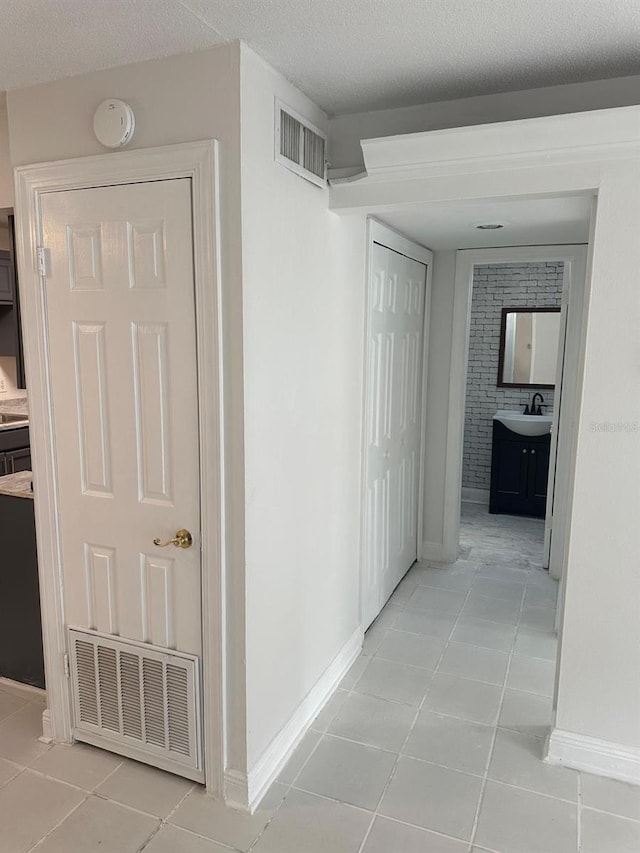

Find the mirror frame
[[497, 306, 561, 389]]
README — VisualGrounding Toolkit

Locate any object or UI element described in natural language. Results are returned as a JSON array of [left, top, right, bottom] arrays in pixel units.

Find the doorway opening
[[456, 254, 573, 686]]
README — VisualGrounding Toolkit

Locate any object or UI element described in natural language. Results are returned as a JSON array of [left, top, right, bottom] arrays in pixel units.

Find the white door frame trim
[[446, 245, 588, 567], [360, 218, 433, 627], [14, 140, 227, 796]]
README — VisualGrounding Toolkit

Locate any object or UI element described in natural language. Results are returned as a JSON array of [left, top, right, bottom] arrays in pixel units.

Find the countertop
[[0, 397, 29, 416], [0, 470, 33, 499], [0, 397, 29, 432]]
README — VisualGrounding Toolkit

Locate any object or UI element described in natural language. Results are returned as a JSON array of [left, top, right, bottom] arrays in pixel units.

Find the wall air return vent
[[275, 99, 327, 188], [68, 628, 202, 780]]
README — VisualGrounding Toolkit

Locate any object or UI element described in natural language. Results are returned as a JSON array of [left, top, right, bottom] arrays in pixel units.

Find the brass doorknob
[[153, 529, 193, 549]]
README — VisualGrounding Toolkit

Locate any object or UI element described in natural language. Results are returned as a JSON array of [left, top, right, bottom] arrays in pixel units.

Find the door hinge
[[63, 652, 70, 678], [36, 246, 50, 277]]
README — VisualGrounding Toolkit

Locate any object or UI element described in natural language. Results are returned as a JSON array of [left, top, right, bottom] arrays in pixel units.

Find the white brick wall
[[462, 262, 564, 490]]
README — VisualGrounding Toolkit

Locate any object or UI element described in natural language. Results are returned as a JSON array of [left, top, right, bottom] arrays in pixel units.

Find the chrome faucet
[[524, 392, 545, 415]]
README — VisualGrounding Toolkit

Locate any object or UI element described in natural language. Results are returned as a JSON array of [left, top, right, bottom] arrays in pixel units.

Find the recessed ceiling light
[[475, 223, 505, 230]]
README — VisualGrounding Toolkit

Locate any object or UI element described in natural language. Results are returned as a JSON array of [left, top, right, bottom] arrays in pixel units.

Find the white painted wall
[[240, 45, 366, 771], [329, 74, 640, 171], [553, 159, 640, 759], [0, 96, 12, 207], [5, 43, 250, 784], [421, 250, 456, 559]]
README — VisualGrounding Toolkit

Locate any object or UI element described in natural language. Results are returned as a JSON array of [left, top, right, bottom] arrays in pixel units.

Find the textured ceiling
[[0, 1, 225, 91], [0, 1, 639, 115]]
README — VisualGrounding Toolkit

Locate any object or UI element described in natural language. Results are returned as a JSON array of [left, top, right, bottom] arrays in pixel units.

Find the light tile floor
[[1, 503, 639, 852]]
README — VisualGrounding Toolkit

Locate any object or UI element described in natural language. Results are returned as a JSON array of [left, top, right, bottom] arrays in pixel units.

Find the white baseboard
[[421, 540, 459, 566], [461, 487, 490, 505], [225, 625, 364, 813], [40, 708, 53, 744], [420, 540, 446, 563], [546, 728, 640, 785], [223, 769, 250, 812]]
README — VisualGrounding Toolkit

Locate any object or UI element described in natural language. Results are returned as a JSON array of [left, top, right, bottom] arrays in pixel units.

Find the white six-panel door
[[363, 240, 429, 628], [41, 179, 203, 774]]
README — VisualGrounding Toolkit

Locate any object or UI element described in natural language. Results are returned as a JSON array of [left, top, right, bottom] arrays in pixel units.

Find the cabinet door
[[528, 441, 551, 501], [494, 439, 529, 499], [7, 216, 26, 389], [0, 426, 30, 453], [5, 447, 31, 474], [0, 452, 6, 476], [0, 255, 13, 304]]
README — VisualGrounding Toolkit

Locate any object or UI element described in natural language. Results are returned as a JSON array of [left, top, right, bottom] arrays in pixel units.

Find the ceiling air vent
[[275, 99, 327, 188], [68, 628, 202, 779]]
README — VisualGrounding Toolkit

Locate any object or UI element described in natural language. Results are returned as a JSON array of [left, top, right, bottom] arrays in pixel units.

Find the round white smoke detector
[[93, 99, 135, 148]]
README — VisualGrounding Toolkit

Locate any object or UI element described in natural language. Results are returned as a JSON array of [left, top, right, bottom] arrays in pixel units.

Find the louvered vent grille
[[69, 629, 201, 772], [303, 126, 325, 179], [280, 110, 302, 164], [275, 100, 327, 187]]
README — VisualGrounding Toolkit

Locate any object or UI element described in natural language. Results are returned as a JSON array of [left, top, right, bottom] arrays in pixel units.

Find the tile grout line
[[0, 760, 26, 791], [576, 771, 582, 853], [285, 781, 472, 850], [357, 567, 482, 852], [15, 755, 198, 853], [0, 698, 37, 729], [25, 793, 91, 852], [290, 731, 582, 805], [24, 764, 118, 797], [86, 754, 127, 789], [391, 601, 555, 639], [354, 812, 377, 853], [137, 781, 197, 852], [466, 576, 529, 852], [375, 648, 554, 687]]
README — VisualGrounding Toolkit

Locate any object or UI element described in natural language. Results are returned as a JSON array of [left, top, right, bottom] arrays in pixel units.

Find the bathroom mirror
[[497, 307, 561, 388]]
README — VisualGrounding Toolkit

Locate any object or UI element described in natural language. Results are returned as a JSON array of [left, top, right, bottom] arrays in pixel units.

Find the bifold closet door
[[363, 242, 428, 628]]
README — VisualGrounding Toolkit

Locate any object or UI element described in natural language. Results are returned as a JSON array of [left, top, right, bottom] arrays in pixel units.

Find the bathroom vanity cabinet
[[490, 420, 550, 518]]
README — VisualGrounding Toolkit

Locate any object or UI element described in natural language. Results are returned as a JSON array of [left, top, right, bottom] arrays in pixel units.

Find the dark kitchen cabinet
[[0, 217, 27, 388], [0, 426, 31, 475], [0, 492, 44, 688], [490, 420, 551, 518], [0, 251, 14, 303], [4, 446, 32, 474]]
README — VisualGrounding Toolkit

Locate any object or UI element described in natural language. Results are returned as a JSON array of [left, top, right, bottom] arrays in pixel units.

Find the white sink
[[493, 410, 553, 437]]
